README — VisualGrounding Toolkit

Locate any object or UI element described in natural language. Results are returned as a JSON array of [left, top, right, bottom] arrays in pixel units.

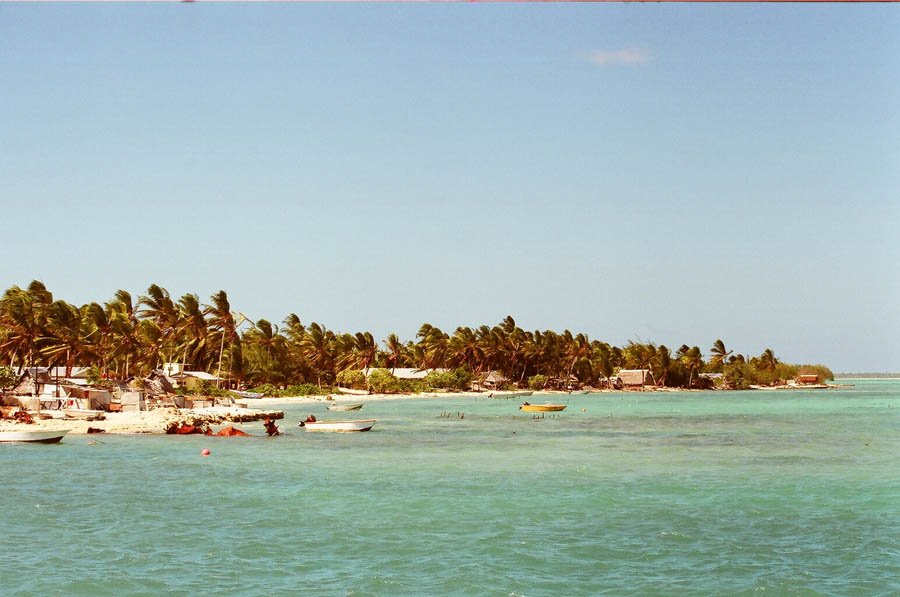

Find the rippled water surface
[[2, 381, 899, 595]]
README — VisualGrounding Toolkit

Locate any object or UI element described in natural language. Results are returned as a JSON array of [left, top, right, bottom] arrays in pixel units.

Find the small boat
[[0, 429, 71, 444], [519, 403, 567, 412], [232, 390, 263, 399], [327, 402, 364, 411], [298, 419, 376, 432], [489, 392, 518, 399], [336, 387, 370, 396], [514, 391, 534, 397]]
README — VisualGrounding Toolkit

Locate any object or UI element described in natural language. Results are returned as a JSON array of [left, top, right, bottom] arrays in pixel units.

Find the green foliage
[[336, 369, 366, 389], [0, 365, 17, 390], [528, 374, 549, 390], [723, 362, 752, 390], [283, 384, 326, 396], [194, 379, 231, 397], [423, 369, 472, 391], [367, 369, 404, 394], [86, 366, 103, 385], [247, 383, 279, 397]]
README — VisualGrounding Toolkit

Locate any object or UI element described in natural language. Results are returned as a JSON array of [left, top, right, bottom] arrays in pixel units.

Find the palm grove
[[0, 281, 832, 394]]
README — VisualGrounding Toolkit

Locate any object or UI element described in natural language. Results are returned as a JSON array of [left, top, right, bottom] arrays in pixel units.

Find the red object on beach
[[201, 448, 211, 456]]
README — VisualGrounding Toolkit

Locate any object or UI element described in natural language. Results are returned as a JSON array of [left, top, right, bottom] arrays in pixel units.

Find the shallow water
[[2, 381, 898, 595]]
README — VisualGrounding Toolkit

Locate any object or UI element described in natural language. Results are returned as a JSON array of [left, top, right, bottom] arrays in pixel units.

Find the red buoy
[[201, 448, 211, 456]]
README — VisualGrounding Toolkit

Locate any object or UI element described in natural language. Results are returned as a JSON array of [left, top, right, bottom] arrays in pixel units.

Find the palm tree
[[300, 322, 334, 387], [709, 339, 733, 371], [382, 333, 407, 371], [0, 281, 53, 369], [42, 300, 91, 376], [681, 346, 704, 389], [204, 291, 241, 385], [138, 284, 180, 367]]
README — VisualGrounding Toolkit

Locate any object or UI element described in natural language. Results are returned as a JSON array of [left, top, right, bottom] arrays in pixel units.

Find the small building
[[617, 369, 654, 387], [471, 370, 507, 391], [798, 374, 820, 385]]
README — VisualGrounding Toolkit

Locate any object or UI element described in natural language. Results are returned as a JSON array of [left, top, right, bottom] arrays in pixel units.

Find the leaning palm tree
[[709, 339, 733, 371], [204, 291, 241, 385]]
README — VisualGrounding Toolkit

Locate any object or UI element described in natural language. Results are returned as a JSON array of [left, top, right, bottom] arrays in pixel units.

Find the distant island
[[835, 373, 900, 379], [1, 281, 834, 395]]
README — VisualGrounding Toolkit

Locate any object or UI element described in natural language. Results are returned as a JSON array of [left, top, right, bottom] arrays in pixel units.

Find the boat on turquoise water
[[327, 402, 364, 412], [519, 403, 567, 412], [0, 429, 71, 444], [515, 391, 534, 397], [298, 419, 376, 432]]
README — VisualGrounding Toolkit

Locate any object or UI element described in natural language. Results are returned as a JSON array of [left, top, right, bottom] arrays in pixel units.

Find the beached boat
[[336, 387, 370, 396], [327, 402, 364, 411], [519, 403, 567, 412], [232, 390, 263, 399], [0, 429, 71, 444], [298, 419, 376, 432]]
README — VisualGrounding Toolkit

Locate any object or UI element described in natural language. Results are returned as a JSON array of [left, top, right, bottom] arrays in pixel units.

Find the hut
[[617, 369, 655, 388]]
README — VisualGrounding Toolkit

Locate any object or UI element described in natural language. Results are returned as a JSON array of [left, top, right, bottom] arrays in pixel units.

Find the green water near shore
[[3, 381, 899, 595]]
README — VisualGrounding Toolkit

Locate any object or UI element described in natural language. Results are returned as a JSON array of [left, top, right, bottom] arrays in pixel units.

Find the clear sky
[[1, 5, 898, 373]]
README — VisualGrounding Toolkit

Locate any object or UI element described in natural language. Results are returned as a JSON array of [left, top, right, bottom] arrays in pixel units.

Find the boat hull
[[0, 429, 71, 443], [300, 419, 376, 432], [519, 404, 567, 412], [327, 403, 364, 411]]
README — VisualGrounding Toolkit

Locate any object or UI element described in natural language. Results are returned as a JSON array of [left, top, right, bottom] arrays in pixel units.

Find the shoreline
[[1, 384, 849, 437]]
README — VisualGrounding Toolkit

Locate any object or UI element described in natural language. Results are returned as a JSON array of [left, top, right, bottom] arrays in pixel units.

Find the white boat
[[489, 392, 518, 399], [0, 429, 71, 444], [514, 391, 534, 397], [336, 387, 370, 396], [232, 390, 263, 399], [298, 419, 376, 432], [327, 402, 364, 411]]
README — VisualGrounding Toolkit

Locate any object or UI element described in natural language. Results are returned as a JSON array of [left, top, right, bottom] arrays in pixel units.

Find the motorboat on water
[[326, 402, 364, 412], [0, 429, 71, 444], [519, 403, 567, 412], [298, 418, 376, 432]]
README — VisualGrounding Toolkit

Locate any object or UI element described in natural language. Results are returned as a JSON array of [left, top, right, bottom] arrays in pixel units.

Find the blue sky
[[1, 5, 898, 372]]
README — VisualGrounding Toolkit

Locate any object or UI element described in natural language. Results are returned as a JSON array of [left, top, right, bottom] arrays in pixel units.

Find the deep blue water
[[2, 381, 898, 596]]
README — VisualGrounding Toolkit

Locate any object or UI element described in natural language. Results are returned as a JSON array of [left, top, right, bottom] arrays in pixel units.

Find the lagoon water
[[3, 381, 899, 596]]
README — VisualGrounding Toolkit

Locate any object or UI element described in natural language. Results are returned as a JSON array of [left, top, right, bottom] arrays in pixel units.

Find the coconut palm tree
[[138, 285, 180, 367], [300, 322, 334, 387], [42, 300, 92, 375], [709, 339, 733, 371], [0, 281, 53, 368], [205, 291, 241, 385], [680, 346, 704, 389], [382, 333, 407, 371]]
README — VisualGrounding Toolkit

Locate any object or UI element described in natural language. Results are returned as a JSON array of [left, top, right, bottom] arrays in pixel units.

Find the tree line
[[0, 281, 832, 391]]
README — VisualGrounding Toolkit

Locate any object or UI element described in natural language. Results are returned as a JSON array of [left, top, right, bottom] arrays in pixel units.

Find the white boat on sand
[[327, 402, 364, 411], [0, 429, 71, 444], [336, 387, 370, 396], [298, 419, 376, 432]]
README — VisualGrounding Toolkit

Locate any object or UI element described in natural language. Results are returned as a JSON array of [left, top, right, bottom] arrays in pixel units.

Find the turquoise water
[[3, 381, 899, 596]]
